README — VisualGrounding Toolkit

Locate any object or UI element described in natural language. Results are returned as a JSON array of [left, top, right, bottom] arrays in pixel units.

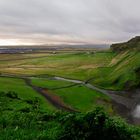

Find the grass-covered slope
[[109, 51, 140, 89], [88, 37, 140, 90], [89, 51, 140, 90]]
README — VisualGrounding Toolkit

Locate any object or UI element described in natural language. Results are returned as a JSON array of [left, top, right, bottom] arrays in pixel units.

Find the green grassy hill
[[88, 37, 140, 90], [89, 51, 140, 90]]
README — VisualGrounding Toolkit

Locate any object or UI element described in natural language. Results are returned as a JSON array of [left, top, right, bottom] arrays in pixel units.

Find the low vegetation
[[0, 77, 55, 112], [0, 91, 140, 140]]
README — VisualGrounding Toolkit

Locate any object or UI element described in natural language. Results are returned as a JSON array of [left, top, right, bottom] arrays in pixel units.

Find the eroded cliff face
[[111, 36, 140, 52]]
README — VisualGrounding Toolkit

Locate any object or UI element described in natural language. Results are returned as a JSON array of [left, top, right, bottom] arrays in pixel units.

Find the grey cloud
[[0, 0, 139, 44]]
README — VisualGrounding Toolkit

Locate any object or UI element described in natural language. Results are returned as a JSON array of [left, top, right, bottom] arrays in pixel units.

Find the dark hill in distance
[[111, 36, 140, 52]]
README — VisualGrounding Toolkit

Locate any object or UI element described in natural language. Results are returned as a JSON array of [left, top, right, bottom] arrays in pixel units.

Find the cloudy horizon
[[0, 0, 139, 45]]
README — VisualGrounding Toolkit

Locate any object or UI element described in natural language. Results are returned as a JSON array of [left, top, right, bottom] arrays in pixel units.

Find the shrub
[[58, 107, 140, 140]]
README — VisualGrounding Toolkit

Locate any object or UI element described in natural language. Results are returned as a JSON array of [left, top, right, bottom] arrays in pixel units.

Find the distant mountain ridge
[[111, 36, 140, 52]]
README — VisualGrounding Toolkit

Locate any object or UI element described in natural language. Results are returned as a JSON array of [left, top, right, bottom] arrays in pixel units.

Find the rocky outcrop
[[111, 36, 140, 52]]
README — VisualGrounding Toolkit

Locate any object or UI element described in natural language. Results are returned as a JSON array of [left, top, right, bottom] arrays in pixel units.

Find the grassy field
[[0, 50, 139, 112], [0, 76, 112, 113], [0, 51, 139, 90], [50, 85, 112, 112], [31, 77, 112, 112], [0, 50, 140, 112], [31, 77, 74, 89], [0, 77, 55, 112], [0, 52, 115, 79], [0, 50, 140, 139]]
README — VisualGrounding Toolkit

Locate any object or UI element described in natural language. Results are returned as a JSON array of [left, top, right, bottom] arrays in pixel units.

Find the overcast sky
[[0, 0, 139, 45]]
